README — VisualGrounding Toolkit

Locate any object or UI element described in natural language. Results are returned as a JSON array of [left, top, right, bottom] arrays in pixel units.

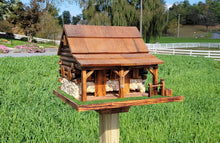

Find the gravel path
[[0, 48, 58, 58], [0, 52, 57, 58]]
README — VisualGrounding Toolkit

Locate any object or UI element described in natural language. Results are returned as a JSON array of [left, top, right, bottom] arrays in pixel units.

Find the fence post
[[172, 49, 175, 55], [190, 50, 192, 56], [208, 51, 211, 58]]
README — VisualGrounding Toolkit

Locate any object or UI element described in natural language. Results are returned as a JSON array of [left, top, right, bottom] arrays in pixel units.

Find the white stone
[[60, 78, 146, 99]]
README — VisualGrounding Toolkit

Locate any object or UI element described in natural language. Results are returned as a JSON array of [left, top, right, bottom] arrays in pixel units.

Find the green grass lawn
[[0, 55, 219, 142], [149, 37, 220, 43], [0, 39, 58, 48]]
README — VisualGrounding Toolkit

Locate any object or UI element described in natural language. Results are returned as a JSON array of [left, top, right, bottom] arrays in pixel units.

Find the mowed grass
[[0, 55, 220, 142]]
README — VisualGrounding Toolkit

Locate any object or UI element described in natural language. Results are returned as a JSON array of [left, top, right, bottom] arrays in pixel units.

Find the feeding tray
[[53, 89, 183, 113]]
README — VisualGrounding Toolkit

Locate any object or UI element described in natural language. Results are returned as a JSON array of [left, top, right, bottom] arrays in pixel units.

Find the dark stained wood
[[63, 35, 68, 46], [61, 48, 70, 53], [133, 68, 141, 79], [61, 50, 71, 55], [153, 65, 158, 95], [77, 58, 164, 67], [119, 69, 124, 98], [64, 25, 141, 38], [165, 89, 173, 96], [96, 107, 130, 114], [60, 56, 76, 62], [68, 38, 149, 54], [148, 83, 152, 97], [81, 70, 87, 101], [61, 67, 65, 77], [86, 70, 94, 79], [53, 90, 184, 112], [74, 53, 155, 60], [61, 60, 74, 67], [124, 73, 130, 95], [95, 70, 106, 97]]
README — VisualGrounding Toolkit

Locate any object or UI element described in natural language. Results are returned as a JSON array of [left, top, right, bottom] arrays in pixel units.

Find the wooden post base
[[99, 113, 119, 143], [98, 107, 130, 143]]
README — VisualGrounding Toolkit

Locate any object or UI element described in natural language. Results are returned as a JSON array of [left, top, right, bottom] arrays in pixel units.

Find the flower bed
[[15, 43, 45, 53], [0, 45, 9, 53]]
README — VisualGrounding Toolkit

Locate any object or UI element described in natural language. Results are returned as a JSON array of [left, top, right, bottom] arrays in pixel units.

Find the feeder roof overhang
[[59, 25, 164, 67]]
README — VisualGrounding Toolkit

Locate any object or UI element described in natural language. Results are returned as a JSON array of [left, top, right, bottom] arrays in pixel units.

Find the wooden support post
[[99, 113, 119, 143], [148, 83, 152, 97], [119, 69, 125, 98], [95, 70, 106, 97], [159, 79, 165, 96], [152, 65, 158, 95], [81, 70, 87, 101], [124, 73, 130, 95]]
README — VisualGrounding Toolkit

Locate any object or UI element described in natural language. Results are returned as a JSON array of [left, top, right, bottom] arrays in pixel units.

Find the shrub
[[0, 38, 9, 43], [15, 43, 45, 53], [20, 37, 28, 41], [45, 41, 55, 45], [0, 45, 9, 53], [32, 39, 37, 43]]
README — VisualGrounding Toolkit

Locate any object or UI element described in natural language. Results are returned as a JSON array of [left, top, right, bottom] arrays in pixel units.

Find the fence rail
[[149, 48, 220, 61], [146, 43, 220, 49]]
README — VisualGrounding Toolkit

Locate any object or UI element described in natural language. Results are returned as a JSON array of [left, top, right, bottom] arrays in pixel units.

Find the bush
[[32, 39, 37, 43], [0, 45, 9, 53], [45, 41, 55, 45], [20, 37, 28, 41], [0, 38, 9, 43], [15, 43, 45, 53]]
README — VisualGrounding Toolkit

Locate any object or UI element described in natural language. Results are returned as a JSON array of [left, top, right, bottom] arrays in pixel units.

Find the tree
[[62, 10, 71, 24], [81, 0, 167, 42], [72, 14, 81, 25], [198, 0, 218, 31], [18, 0, 41, 42], [37, 11, 61, 39], [0, 0, 19, 21]]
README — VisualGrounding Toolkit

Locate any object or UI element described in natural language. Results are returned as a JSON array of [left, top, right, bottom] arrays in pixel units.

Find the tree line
[[168, 0, 220, 31], [0, 0, 219, 43]]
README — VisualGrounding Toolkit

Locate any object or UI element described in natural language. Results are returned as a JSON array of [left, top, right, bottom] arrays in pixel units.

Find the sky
[[20, 0, 206, 17]]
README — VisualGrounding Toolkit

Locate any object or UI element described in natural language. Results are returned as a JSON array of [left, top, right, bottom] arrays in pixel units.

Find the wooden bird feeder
[[53, 25, 183, 143]]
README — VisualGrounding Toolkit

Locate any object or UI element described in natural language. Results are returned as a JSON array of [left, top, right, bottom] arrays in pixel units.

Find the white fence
[[149, 48, 220, 61], [146, 43, 220, 49]]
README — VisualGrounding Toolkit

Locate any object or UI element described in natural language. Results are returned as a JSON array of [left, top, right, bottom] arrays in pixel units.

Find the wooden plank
[[68, 38, 148, 54], [61, 48, 70, 53], [96, 107, 130, 114], [99, 113, 119, 143], [86, 70, 94, 79], [53, 90, 184, 112], [148, 83, 152, 97], [60, 56, 76, 62], [153, 65, 158, 95], [74, 53, 155, 60], [64, 25, 141, 38], [119, 69, 124, 98], [124, 73, 130, 95], [78, 58, 164, 67], [60, 50, 72, 57], [95, 70, 106, 97], [81, 70, 87, 101]]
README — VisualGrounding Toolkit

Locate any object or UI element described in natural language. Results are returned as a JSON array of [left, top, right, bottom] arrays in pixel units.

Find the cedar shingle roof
[[59, 25, 164, 67]]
